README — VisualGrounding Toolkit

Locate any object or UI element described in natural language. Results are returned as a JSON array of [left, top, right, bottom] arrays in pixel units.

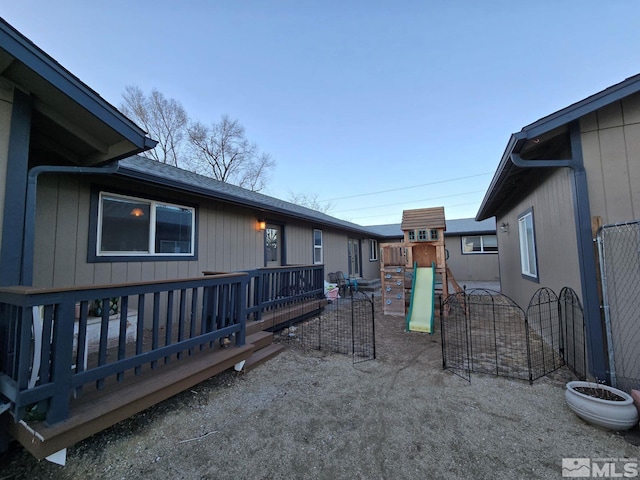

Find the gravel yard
[[1, 299, 638, 479]]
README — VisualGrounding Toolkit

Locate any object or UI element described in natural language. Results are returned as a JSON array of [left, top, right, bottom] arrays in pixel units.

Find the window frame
[[313, 229, 323, 264], [461, 234, 498, 255], [369, 239, 378, 261], [88, 189, 197, 263], [518, 208, 539, 282]]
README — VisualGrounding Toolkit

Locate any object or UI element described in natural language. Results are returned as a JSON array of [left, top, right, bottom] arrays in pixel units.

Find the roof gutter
[[492, 122, 607, 381], [22, 162, 119, 286]]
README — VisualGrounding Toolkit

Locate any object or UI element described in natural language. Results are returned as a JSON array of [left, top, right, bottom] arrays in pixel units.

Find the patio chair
[[335, 271, 358, 294]]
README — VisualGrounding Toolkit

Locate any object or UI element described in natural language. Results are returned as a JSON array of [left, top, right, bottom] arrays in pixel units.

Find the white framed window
[[369, 239, 378, 261], [97, 192, 195, 257], [518, 209, 538, 279], [313, 229, 323, 264], [462, 235, 498, 254]]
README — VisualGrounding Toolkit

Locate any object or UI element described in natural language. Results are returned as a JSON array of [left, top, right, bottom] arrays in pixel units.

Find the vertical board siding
[[580, 94, 640, 223], [498, 169, 581, 309], [445, 235, 500, 281], [31, 174, 380, 290]]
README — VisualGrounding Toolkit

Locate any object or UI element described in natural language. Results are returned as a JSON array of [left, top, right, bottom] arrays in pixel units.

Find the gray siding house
[[477, 73, 640, 384], [0, 17, 381, 293], [32, 155, 383, 290]]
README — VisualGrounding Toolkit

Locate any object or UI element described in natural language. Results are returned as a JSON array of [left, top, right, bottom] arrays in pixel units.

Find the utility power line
[[329, 190, 485, 214], [320, 172, 492, 202]]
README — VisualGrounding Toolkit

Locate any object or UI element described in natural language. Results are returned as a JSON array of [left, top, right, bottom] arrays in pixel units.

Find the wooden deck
[[7, 297, 326, 460]]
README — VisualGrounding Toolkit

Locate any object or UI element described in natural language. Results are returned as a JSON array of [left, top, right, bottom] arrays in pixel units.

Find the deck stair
[[8, 344, 254, 460]]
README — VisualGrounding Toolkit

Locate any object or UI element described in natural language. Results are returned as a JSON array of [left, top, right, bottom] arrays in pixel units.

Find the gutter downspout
[[509, 122, 608, 382], [22, 162, 119, 286]]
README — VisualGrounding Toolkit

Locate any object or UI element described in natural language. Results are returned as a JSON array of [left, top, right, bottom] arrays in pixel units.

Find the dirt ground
[[1, 298, 638, 479]]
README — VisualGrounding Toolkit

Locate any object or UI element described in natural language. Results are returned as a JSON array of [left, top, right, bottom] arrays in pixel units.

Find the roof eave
[[0, 18, 156, 155]]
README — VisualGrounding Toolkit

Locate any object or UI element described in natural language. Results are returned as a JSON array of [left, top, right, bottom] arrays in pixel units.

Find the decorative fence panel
[[597, 221, 640, 392], [274, 291, 376, 364], [441, 287, 586, 384]]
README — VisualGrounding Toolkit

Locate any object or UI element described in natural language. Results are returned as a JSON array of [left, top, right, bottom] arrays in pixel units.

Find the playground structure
[[380, 207, 459, 332]]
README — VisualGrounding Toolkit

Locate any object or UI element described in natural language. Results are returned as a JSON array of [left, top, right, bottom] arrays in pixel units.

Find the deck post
[[236, 278, 247, 346], [45, 298, 75, 425]]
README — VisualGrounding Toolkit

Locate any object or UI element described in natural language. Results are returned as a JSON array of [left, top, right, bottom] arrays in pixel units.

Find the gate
[[274, 291, 376, 364], [597, 221, 640, 391], [441, 287, 586, 383]]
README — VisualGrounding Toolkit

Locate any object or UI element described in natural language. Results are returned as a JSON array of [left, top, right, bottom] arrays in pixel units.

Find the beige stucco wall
[[31, 173, 380, 287], [580, 92, 640, 224], [445, 235, 500, 282], [496, 168, 582, 308], [0, 81, 14, 255]]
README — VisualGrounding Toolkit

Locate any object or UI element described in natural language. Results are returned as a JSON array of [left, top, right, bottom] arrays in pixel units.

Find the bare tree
[[187, 115, 275, 192], [120, 86, 188, 167], [288, 192, 333, 213]]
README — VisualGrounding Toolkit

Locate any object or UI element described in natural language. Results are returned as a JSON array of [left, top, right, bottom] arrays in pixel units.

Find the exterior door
[[265, 224, 282, 267], [348, 238, 361, 277]]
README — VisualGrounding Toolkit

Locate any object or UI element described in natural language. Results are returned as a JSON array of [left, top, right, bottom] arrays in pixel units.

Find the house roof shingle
[[117, 156, 380, 236]]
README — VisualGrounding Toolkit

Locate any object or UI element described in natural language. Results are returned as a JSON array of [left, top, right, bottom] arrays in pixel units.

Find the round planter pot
[[565, 381, 639, 431]]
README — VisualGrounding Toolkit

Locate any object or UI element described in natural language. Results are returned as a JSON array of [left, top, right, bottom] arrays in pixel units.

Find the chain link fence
[[597, 221, 640, 392]]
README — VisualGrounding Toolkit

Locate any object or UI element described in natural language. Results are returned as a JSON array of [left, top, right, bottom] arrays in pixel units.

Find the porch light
[[499, 222, 509, 233], [130, 207, 145, 217], [257, 219, 266, 230]]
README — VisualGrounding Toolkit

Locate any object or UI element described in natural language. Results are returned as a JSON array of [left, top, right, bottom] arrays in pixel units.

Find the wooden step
[[246, 330, 274, 350], [244, 343, 285, 373], [9, 344, 254, 460]]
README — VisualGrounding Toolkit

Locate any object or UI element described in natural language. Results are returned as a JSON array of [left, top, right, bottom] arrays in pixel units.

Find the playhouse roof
[[400, 207, 446, 231]]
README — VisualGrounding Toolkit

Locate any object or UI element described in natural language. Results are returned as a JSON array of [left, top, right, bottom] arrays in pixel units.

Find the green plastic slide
[[406, 261, 435, 334]]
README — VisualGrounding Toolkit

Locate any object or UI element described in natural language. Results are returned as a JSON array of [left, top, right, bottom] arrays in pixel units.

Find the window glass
[[155, 204, 193, 254], [518, 211, 538, 278], [408, 230, 416, 241], [418, 229, 427, 241], [98, 193, 194, 257], [369, 239, 378, 261], [313, 229, 323, 264], [483, 235, 498, 252], [266, 228, 279, 263], [462, 235, 498, 254], [100, 196, 150, 253]]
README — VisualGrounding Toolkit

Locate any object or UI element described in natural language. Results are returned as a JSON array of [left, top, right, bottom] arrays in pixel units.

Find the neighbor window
[[462, 235, 498, 254], [313, 229, 323, 264], [369, 239, 378, 261], [98, 192, 194, 257], [518, 209, 538, 279]]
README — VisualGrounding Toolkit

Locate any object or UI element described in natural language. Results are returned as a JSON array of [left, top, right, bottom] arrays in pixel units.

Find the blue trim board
[[0, 89, 31, 286]]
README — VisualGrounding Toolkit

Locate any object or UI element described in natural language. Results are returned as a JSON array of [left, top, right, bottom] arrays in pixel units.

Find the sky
[[3, 1, 640, 226]]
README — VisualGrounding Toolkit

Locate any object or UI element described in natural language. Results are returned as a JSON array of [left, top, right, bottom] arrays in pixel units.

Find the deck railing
[[243, 265, 325, 322], [0, 273, 248, 426], [0, 265, 325, 427]]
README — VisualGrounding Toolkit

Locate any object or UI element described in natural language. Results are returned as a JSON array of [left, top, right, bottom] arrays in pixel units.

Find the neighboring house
[[368, 217, 499, 283], [476, 73, 640, 382]]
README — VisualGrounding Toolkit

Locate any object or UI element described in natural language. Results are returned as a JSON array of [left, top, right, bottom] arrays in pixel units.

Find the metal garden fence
[[440, 287, 585, 384], [273, 291, 376, 364]]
